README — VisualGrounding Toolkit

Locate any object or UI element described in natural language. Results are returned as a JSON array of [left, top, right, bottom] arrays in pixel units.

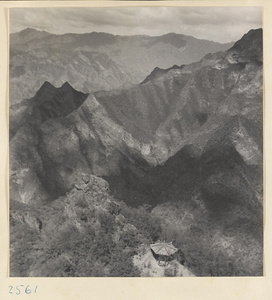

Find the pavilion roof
[[150, 241, 178, 256]]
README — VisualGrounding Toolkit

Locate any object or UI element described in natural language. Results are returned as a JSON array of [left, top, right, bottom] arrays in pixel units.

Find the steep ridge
[[94, 29, 262, 164], [10, 82, 89, 203], [10, 81, 88, 139], [10, 29, 263, 276], [10, 28, 233, 105]]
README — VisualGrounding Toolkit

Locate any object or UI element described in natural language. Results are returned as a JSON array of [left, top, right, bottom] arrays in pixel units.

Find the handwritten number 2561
[[9, 285, 38, 295]]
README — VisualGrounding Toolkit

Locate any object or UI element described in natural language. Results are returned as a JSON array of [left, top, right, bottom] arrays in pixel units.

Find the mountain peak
[[11, 27, 51, 46], [228, 28, 262, 62], [33, 81, 88, 123], [141, 65, 181, 84], [22, 27, 37, 32], [37, 81, 78, 96], [61, 81, 73, 90], [233, 28, 262, 47], [18, 27, 48, 35], [39, 80, 55, 90], [34, 81, 57, 100]]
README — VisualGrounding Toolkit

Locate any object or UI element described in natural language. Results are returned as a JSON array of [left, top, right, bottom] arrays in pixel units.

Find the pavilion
[[150, 241, 178, 266]]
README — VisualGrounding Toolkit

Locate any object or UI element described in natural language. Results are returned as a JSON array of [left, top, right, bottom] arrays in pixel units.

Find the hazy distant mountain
[[10, 28, 233, 105], [10, 29, 262, 277]]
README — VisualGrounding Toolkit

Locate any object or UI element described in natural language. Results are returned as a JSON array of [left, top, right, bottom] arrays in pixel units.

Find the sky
[[10, 7, 262, 43]]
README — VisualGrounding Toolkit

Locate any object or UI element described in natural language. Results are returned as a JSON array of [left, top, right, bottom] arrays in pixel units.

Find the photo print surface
[[9, 6, 263, 277]]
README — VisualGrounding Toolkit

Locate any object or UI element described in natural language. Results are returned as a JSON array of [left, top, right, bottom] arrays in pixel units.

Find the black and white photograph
[[9, 6, 263, 277]]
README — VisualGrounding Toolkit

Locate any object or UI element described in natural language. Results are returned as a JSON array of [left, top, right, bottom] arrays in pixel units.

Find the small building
[[150, 241, 178, 266]]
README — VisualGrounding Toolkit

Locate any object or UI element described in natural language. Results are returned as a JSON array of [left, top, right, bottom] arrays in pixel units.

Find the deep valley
[[9, 28, 263, 277]]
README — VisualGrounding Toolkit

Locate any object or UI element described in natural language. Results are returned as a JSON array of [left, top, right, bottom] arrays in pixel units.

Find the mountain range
[[10, 28, 233, 105], [9, 28, 263, 277]]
